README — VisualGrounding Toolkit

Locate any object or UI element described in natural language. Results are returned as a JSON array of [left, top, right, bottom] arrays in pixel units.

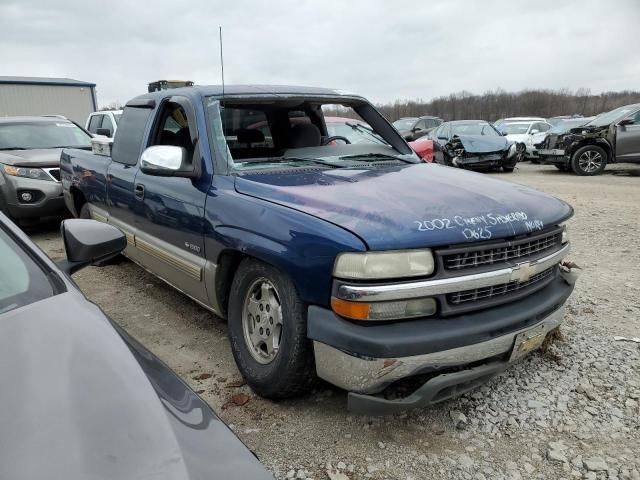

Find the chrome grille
[[442, 230, 562, 271], [447, 266, 555, 305]]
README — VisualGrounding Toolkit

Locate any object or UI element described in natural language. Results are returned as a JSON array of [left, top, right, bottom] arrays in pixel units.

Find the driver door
[[616, 110, 640, 162]]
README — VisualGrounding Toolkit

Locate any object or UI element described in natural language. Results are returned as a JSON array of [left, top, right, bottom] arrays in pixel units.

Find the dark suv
[[536, 103, 640, 175], [393, 116, 443, 141]]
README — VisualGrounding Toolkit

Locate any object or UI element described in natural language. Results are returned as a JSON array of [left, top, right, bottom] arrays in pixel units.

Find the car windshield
[[0, 121, 92, 150], [584, 105, 636, 127], [450, 123, 500, 136], [205, 96, 414, 171], [501, 123, 531, 135], [392, 118, 417, 130], [0, 226, 58, 315]]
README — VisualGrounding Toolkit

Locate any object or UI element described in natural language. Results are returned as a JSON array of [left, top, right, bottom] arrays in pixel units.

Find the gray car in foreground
[[0, 116, 93, 222], [0, 213, 272, 479]]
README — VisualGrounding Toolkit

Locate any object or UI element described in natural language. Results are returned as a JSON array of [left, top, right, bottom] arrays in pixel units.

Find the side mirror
[[139, 145, 198, 178], [617, 118, 634, 127], [500, 131, 508, 136], [530, 129, 540, 135], [96, 128, 112, 137], [412, 127, 423, 133], [438, 135, 448, 140], [57, 219, 126, 274]]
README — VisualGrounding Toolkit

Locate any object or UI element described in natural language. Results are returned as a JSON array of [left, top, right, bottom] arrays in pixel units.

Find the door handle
[[134, 183, 145, 200]]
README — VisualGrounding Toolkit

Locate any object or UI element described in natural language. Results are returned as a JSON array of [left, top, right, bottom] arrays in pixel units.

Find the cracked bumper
[[308, 274, 574, 414]]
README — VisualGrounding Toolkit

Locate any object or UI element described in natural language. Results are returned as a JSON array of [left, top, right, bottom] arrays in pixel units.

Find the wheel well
[[215, 250, 249, 319], [573, 140, 612, 161], [69, 186, 86, 217]]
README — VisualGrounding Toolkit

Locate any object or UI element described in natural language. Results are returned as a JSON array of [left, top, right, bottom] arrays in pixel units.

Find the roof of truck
[[127, 85, 365, 105]]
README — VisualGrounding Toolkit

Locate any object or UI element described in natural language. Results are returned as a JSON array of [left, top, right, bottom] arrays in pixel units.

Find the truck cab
[[61, 85, 577, 413]]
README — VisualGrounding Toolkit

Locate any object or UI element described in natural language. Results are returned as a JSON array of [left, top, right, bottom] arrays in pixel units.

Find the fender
[[204, 181, 366, 307]]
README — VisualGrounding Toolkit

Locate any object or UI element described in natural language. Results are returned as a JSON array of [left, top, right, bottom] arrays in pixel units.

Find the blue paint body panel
[[234, 163, 572, 250]]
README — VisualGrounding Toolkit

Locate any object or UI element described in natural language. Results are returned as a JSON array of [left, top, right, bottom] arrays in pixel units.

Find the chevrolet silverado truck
[[61, 85, 577, 414]]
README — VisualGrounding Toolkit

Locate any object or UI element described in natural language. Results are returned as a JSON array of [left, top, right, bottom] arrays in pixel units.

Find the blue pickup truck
[[61, 85, 577, 413]]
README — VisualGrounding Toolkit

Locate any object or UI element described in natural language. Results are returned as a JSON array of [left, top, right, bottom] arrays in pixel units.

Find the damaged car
[[429, 120, 524, 172], [61, 85, 577, 414], [536, 103, 640, 175]]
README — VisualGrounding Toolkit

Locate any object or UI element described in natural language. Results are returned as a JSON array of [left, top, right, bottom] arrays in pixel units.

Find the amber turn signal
[[330, 297, 371, 320]]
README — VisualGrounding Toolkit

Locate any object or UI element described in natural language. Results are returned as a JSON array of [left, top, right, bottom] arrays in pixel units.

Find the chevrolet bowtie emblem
[[510, 261, 535, 283]]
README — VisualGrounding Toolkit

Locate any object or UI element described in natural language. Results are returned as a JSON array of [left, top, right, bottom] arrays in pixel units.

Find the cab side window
[[101, 115, 114, 134], [149, 102, 195, 167], [87, 114, 102, 134]]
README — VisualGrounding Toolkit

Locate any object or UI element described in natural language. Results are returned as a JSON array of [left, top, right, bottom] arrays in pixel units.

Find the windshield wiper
[[344, 122, 386, 144], [0, 147, 32, 151], [339, 153, 416, 164]]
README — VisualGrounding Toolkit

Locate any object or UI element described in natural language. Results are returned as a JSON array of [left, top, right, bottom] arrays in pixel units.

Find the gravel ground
[[32, 162, 640, 480]]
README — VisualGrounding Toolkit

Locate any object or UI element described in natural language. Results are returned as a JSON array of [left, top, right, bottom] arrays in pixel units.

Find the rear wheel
[[502, 165, 515, 173], [570, 145, 607, 176], [228, 258, 315, 399]]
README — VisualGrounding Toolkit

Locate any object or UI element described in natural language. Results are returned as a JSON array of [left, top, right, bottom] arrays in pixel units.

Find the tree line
[[375, 89, 640, 122]]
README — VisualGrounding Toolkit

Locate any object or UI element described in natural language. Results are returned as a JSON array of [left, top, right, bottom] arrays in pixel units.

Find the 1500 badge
[[184, 242, 201, 253]]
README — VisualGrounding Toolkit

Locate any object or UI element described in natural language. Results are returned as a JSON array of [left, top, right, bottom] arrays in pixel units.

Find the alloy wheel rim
[[241, 278, 283, 364], [578, 150, 602, 172]]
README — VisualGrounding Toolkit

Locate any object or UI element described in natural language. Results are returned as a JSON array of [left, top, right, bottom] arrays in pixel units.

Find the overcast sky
[[1, 0, 638, 107]]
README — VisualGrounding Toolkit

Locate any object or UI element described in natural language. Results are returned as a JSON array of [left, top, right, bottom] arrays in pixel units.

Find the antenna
[[219, 26, 225, 100]]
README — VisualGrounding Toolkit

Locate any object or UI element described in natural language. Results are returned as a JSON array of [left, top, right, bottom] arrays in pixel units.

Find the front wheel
[[570, 145, 607, 176], [502, 165, 515, 173], [228, 258, 315, 399]]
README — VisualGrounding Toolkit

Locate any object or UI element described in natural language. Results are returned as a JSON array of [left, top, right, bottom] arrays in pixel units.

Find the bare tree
[[373, 89, 640, 122]]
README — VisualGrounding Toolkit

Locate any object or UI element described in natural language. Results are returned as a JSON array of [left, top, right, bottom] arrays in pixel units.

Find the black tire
[[570, 145, 607, 176], [555, 164, 569, 172], [502, 165, 515, 173], [228, 258, 315, 399]]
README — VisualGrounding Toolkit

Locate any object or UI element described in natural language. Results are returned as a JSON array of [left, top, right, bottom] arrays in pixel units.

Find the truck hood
[[451, 135, 509, 153], [0, 293, 271, 480], [0, 148, 63, 167], [234, 163, 572, 250]]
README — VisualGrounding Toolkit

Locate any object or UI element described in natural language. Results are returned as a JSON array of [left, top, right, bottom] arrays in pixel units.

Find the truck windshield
[[205, 96, 415, 170], [0, 121, 92, 150]]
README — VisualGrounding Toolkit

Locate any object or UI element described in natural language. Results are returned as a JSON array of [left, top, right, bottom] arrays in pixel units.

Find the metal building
[[0, 76, 97, 124]]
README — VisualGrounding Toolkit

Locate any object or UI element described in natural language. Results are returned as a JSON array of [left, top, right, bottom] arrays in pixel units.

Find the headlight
[[2, 165, 52, 181], [333, 249, 435, 280]]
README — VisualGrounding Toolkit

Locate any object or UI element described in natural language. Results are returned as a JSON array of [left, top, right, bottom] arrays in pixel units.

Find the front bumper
[[309, 274, 574, 413], [0, 174, 66, 219], [536, 149, 570, 166]]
